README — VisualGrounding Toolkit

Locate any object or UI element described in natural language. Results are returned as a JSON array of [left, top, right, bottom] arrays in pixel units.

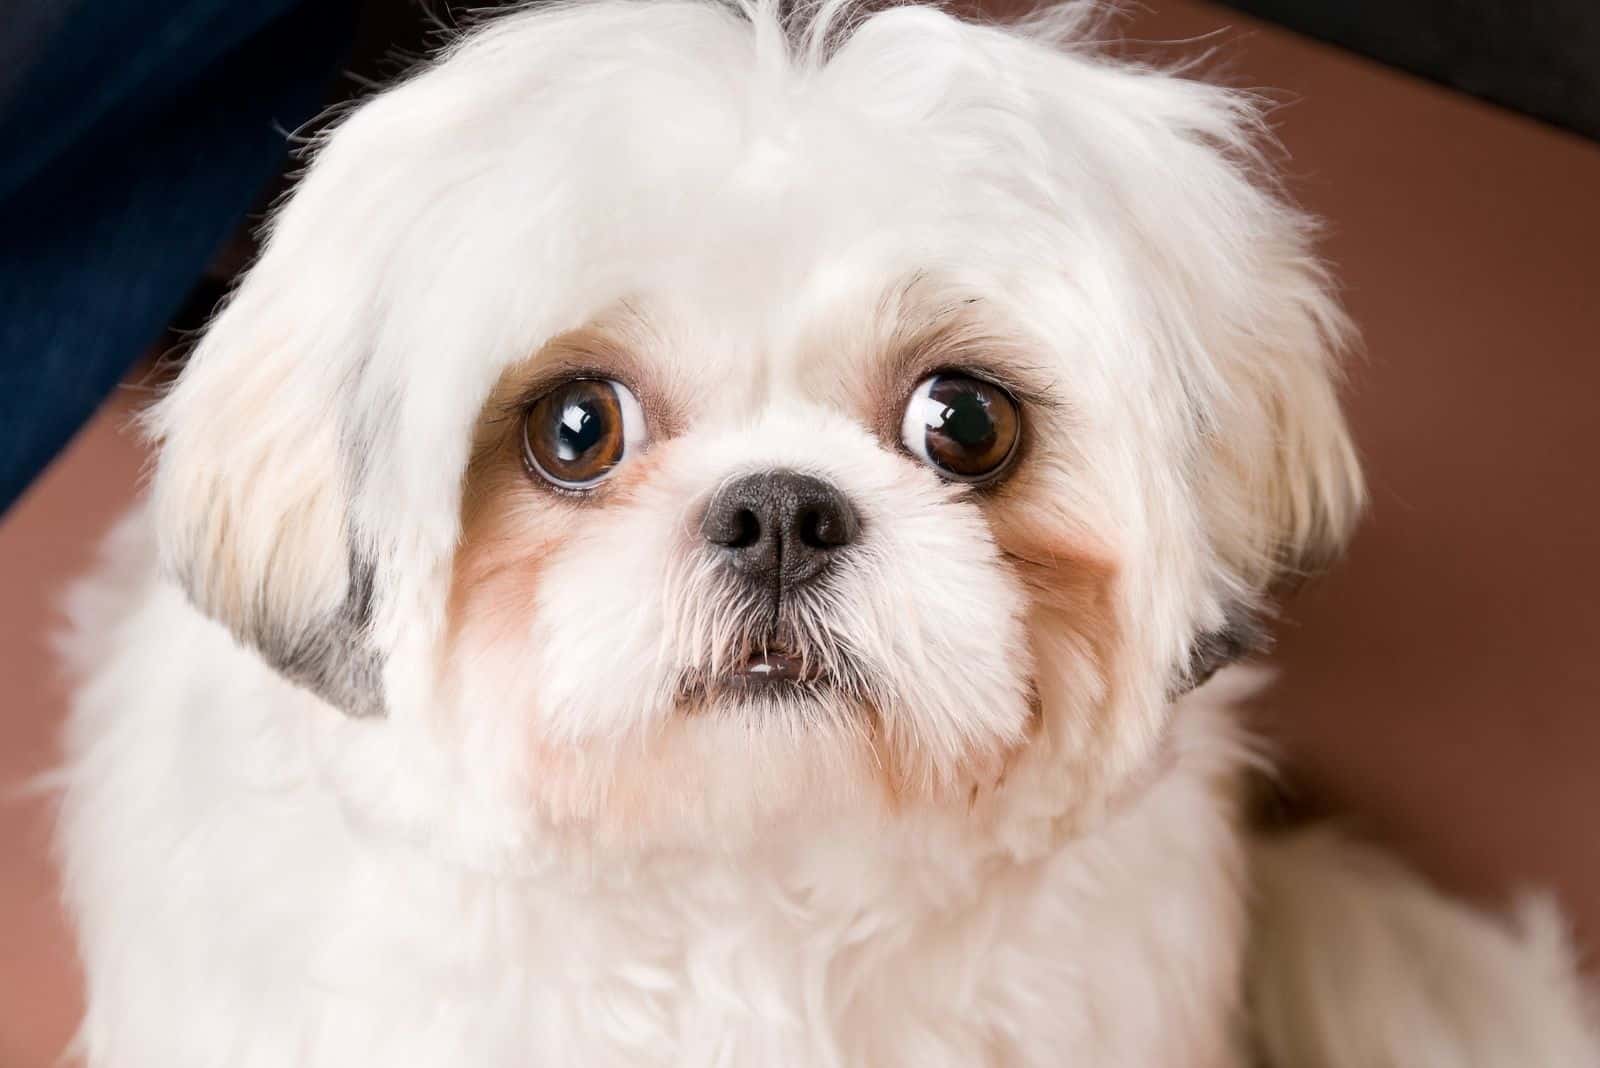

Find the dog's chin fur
[[55, 2, 1598, 1065]]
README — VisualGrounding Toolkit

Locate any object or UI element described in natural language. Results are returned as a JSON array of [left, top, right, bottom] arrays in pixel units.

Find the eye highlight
[[900, 373, 1021, 483], [521, 378, 647, 490]]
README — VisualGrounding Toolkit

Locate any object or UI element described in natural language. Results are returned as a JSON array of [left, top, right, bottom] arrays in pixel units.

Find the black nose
[[701, 470, 859, 593]]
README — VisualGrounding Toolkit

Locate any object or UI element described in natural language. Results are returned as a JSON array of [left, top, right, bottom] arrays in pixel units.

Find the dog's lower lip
[[732, 650, 808, 684]]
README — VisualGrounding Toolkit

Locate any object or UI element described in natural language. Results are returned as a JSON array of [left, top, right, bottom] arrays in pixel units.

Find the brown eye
[[521, 378, 646, 489], [900, 373, 1021, 483]]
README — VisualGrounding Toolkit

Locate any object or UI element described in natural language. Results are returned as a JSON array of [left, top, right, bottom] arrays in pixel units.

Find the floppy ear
[[148, 267, 387, 717], [145, 99, 411, 718], [1183, 244, 1366, 688], [999, 36, 1366, 693], [1210, 263, 1365, 590]]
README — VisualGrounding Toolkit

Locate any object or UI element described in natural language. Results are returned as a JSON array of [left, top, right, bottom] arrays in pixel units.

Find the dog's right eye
[[900, 373, 1022, 483], [522, 378, 647, 490]]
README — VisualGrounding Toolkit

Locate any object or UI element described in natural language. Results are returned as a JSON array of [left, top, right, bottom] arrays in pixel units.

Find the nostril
[[728, 508, 761, 550], [703, 505, 762, 549], [798, 508, 823, 549], [798, 507, 829, 550], [797, 501, 856, 550]]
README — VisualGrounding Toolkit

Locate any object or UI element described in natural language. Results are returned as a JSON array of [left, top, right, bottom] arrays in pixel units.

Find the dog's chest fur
[[59, 518, 1249, 1067]]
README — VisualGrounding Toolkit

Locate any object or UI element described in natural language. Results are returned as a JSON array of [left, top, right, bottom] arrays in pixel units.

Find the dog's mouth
[[726, 644, 821, 688], [676, 634, 852, 709]]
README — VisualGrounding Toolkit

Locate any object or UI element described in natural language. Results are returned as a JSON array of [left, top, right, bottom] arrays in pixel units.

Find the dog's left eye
[[522, 378, 647, 490], [900, 373, 1021, 483]]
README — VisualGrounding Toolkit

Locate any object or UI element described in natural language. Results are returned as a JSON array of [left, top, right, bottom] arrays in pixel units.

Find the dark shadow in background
[[1215, 0, 1600, 142]]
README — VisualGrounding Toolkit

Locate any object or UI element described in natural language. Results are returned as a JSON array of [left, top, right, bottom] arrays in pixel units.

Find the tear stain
[[984, 494, 1142, 823], [445, 435, 562, 660]]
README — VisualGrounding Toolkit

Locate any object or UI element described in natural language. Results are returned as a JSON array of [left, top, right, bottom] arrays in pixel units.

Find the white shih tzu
[[55, 2, 1597, 1065]]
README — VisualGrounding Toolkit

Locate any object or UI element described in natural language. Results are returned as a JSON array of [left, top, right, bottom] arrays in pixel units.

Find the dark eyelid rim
[[920, 365, 1035, 410], [497, 365, 637, 421], [966, 368, 1057, 415], [497, 326, 682, 443]]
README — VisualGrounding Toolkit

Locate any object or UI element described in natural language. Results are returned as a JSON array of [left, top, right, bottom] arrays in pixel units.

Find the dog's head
[[150, 1, 1361, 859]]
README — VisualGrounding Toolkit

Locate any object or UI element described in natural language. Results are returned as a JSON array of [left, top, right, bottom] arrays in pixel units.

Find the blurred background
[[2, 0, 1597, 1062]]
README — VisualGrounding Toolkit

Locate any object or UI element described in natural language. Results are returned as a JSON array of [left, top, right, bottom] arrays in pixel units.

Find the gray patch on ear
[[1173, 606, 1267, 698], [258, 548, 387, 718]]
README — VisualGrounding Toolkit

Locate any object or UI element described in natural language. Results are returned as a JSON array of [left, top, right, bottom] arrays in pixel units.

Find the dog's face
[[442, 280, 1071, 847], [151, 2, 1361, 859]]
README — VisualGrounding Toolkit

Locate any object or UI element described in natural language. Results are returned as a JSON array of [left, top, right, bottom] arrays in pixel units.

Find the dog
[[55, 2, 1598, 1064]]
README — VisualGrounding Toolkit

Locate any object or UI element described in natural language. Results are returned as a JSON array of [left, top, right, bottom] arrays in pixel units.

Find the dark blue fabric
[[0, 1, 355, 513]]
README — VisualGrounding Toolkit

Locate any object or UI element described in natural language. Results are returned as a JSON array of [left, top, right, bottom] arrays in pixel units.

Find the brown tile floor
[[2, 385, 146, 1065], [4, 2, 1598, 1062]]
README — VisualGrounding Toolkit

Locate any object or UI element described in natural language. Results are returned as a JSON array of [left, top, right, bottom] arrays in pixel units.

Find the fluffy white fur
[[55, 2, 1596, 1065]]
